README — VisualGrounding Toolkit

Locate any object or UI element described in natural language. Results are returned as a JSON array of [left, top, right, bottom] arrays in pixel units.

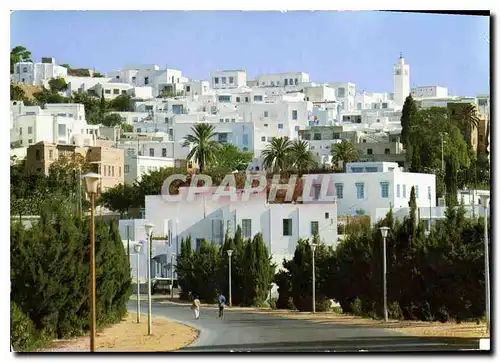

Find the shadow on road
[[178, 335, 482, 352]]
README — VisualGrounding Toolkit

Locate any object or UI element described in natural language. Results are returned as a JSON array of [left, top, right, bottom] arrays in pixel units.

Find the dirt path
[[41, 312, 198, 352]]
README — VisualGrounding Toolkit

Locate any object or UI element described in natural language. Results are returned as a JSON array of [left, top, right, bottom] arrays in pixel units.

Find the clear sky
[[10, 11, 490, 96]]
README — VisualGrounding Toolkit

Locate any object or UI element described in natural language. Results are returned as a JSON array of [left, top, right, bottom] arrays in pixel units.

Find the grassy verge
[[245, 309, 489, 339], [40, 313, 198, 352]]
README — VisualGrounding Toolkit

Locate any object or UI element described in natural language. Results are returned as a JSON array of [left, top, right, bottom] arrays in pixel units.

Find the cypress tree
[[400, 95, 417, 150], [444, 157, 458, 207], [252, 233, 275, 305], [100, 89, 106, 123]]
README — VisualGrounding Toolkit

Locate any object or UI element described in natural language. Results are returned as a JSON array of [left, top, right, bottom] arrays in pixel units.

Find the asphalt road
[[127, 301, 482, 352]]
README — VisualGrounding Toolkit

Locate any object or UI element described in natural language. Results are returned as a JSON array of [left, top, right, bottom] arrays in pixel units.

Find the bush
[[349, 298, 363, 316], [316, 298, 333, 313], [268, 297, 278, 310], [388, 301, 404, 320], [11, 302, 48, 352], [331, 306, 343, 314], [11, 211, 131, 345]]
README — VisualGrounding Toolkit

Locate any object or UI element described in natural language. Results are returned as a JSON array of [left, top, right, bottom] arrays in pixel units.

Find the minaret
[[393, 53, 410, 106]]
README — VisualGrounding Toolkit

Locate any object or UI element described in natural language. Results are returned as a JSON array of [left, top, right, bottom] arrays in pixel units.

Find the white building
[[11, 57, 68, 87], [10, 102, 97, 148], [303, 85, 337, 103], [302, 162, 436, 223], [210, 70, 247, 89], [89, 82, 153, 100], [11, 114, 96, 148], [133, 186, 337, 266], [107, 65, 188, 97], [64, 76, 112, 97], [328, 82, 356, 113], [254, 72, 310, 87], [411, 86, 449, 99], [184, 80, 211, 97], [124, 154, 176, 184], [393, 54, 411, 107], [119, 219, 172, 282]]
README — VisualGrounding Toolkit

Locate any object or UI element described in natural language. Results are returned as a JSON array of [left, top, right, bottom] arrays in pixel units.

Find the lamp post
[[133, 243, 142, 324], [144, 222, 154, 336], [227, 250, 233, 307], [379, 226, 390, 322], [479, 195, 490, 335], [308, 240, 317, 314], [83, 172, 102, 352], [440, 132, 448, 205], [170, 253, 176, 299], [127, 225, 131, 268]]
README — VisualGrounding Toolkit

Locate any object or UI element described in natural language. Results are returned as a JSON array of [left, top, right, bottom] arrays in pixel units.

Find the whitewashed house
[[11, 57, 68, 86], [302, 162, 436, 223], [210, 70, 247, 89], [122, 186, 338, 268], [411, 85, 449, 98], [10, 102, 97, 149], [254, 72, 310, 88]]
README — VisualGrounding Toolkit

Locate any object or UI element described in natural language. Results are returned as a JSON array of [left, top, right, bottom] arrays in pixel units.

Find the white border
[[3, 3, 497, 362]]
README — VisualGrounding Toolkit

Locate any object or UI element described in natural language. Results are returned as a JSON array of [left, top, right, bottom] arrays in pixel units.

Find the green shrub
[[268, 297, 278, 310], [11, 302, 48, 352], [331, 306, 343, 314], [316, 298, 333, 313], [350, 298, 363, 316], [388, 301, 404, 320]]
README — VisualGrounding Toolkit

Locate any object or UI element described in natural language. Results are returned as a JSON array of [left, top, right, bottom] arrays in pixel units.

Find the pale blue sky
[[10, 11, 490, 96]]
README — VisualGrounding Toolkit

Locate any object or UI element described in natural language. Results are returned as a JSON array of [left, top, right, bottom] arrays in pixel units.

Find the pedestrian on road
[[191, 295, 201, 320], [218, 293, 226, 318]]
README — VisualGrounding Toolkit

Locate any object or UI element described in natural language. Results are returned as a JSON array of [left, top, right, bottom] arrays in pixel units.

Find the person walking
[[191, 295, 201, 320], [218, 293, 226, 319]]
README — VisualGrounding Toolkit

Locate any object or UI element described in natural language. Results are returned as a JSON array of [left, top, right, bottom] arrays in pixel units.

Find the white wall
[[11, 60, 68, 86], [411, 86, 449, 98], [91, 82, 134, 99], [129, 86, 154, 99], [124, 155, 176, 184], [44, 103, 86, 121], [211, 70, 247, 89], [119, 140, 175, 158], [303, 163, 436, 222], [255, 72, 310, 87], [143, 191, 337, 266], [65, 76, 112, 96], [328, 82, 356, 113], [304, 85, 337, 102]]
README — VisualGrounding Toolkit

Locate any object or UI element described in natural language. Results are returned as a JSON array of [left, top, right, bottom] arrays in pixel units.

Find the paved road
[[127, 301, 481, 352]]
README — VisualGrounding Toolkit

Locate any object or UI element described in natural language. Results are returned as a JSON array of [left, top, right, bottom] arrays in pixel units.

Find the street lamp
[[379, 226, 390, 322], [144, 222, 154, 336], [308, 240, 317, 314], [133, 242, 142, 324], [170, 253, 176, 299], [227, 250, 233, 307], [83, 172, 101, 352], [127, 225, 131, 269], [479, 195, 490, 335]]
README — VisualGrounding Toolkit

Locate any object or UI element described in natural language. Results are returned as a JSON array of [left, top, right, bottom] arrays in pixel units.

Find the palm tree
[[459, 104, 480, 147], [289, 140, 316, 175], [261, 137, 293, 173], [10, 46, 32, 74], [331, 140, 360, 171], [182, 123, 219, 173]]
